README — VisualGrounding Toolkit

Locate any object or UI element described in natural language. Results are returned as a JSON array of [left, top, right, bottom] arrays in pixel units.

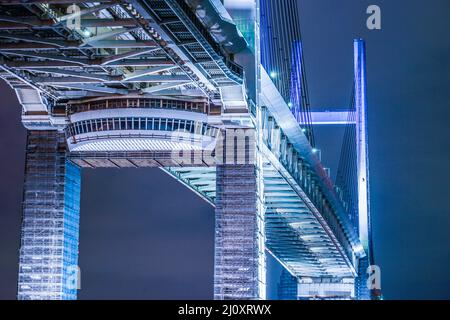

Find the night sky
[[1, 0, 449, 299]]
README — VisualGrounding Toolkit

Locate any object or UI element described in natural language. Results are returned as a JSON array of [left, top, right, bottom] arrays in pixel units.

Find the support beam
[[310, 111, 356, 125], [82, 28, 139, 45], [32, 76, 108, 84], [2, 50, 92, 66], [5, 58, 173, 69], [58, 3, 114, 22], [124, 66, 177, 81], [0, 17, 137, 28], [0, 43, 62, 50], [32, 74, 189, 84], [354, 39, 373, 300], [103, 59, 174, 67], [78, 19, 138, 28], [0, 15, 54, 26], [30, 68, 116, 81], [101, 49, 160, 66], [290, 40, 304, 124], [147, 87, 204, 96], [142, 82, 192, 94], [83, 40, 156, 49], [52, 83, 128, 95], [18, 131, 81, 300], [0, 22, 43, 30], [0, 33, 77, 47], [0, 40, 157, 50], [354, 39, 371, 254], [0, 0, 112, 4]]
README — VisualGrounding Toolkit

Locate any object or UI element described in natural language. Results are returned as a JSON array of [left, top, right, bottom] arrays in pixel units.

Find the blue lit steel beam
[[102, 48, 163, 66], [2, 50, 92, 66], [163, 167, 216, 204], [0, 33, 76, 47], [0, 0, 112, 3], [124, 66, 178, 80], [103, 59, 174, 67], [0, 17, 138, 29], [77, 19, 139, 28], [141, 82, 193, 94], [0, 40, 157, 50], [149, 87, 204, 96], [32, 74, 190, 84], [290, 40, 303, 123], [120, 2, 216, 95], [354, 39, 371, 255], [310, 111, 356, 125], [127, 0, 243, 91], [4, 58, 174, 69], [0, 15, 54, 26], [51, 83, 129, 95], [30, 68, 113, 81], [83, 40, 156, 49]]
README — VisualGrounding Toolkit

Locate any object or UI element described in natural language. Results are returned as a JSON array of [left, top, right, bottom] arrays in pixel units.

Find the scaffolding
[[214, 164, 262, 299], [18, 131, 81, 300]]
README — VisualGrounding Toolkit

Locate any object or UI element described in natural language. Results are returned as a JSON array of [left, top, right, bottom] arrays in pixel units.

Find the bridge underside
[[68, 135, 357, 281], [70, 150, 213, 168], [2, 0, 368, 300], [166, 161, 356, 280]]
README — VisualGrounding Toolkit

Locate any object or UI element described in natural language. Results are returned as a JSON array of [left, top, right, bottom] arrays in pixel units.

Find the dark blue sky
[[0, 0, 449, 299]]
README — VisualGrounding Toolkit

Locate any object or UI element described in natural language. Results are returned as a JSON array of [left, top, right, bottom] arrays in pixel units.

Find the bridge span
[[0, 0, 374, 300]]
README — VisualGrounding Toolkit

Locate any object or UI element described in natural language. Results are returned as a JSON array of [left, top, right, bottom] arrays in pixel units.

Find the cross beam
[[4, 59, 174, 69], [0, 16, 138, 28], [0, 0, 114, 4], [310, 111, 355, 125]]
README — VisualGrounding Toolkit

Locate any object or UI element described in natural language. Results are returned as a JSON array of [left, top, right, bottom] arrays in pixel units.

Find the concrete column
[[18, 130, 81, 300]]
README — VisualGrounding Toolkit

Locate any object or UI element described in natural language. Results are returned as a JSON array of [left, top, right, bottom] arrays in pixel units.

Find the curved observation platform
[[65, 97, 221, 153]]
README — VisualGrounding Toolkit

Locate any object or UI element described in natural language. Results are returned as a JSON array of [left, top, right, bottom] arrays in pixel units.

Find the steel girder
[[0, 0, 244, 103]]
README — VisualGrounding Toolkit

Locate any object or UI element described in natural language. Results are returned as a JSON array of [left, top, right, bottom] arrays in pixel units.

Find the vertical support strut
[[354, 39, 371, 255], [354, 39, 373, 300], [17, 131, 81, 300]]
